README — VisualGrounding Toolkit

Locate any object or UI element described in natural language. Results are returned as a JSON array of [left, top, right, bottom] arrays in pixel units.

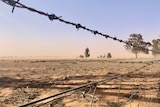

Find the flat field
[[0, 59, 160, 107]]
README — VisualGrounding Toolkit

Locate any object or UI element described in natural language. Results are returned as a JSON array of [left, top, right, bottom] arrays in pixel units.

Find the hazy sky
[[0, 0, 160, 58]]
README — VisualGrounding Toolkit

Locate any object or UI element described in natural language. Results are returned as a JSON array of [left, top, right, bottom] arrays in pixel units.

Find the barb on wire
[[1, 0, 15, 6], [1, 0, 22, 9], [12, 0, 19, 13], [48, 14, 62, 21]]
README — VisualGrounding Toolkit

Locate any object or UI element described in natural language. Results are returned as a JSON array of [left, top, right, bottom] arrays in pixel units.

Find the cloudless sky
[[0, 0, 160, 58]]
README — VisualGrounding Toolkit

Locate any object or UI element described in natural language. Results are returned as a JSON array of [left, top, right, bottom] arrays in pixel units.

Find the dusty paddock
[[0, 58, 160, 107]]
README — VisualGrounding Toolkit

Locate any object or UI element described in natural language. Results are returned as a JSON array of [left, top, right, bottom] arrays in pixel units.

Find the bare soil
[[0, 59, 160, 107]]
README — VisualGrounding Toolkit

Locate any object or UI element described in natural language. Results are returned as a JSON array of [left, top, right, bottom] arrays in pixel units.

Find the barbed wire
[[1, 1, 160, 106], [1, 0, 160, 55], [121, 60, 160, 107]]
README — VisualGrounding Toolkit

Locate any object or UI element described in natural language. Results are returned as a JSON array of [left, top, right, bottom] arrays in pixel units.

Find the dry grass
[[0, 58, 160, 107]]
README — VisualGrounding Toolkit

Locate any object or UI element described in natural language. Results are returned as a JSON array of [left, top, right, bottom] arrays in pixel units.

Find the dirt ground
[[0, 58, 160, 107]]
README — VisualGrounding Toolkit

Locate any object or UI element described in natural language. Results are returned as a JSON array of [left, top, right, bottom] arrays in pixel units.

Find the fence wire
[[18, 60, 160, 107], [1, 1, 160, 107], [1, 0, 160, 55]]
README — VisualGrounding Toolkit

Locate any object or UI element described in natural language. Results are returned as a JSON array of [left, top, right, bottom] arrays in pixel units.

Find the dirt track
[[0, 59, 160, 107]]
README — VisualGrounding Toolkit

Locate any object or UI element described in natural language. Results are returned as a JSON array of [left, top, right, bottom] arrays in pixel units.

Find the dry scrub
[[0, 59, 160, 107]]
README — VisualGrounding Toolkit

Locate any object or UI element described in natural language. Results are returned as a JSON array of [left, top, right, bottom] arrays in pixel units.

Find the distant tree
[[124, 34, 151, 58], [98, 54, 106, 59], [107, 53, 112, 58], [79, 55, 84, 59], [84, 48, 90, 58], [152, 39, 160, 57]]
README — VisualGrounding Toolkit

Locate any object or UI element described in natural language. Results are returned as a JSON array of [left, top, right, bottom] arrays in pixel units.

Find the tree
[[84, 48, 90, 58], [107, 53, 112, 58], [124, 34, 151, 58], [152, 39, 160, 57]]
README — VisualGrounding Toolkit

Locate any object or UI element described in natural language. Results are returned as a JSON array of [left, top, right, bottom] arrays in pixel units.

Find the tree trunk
[[135, 52, 138, 58]]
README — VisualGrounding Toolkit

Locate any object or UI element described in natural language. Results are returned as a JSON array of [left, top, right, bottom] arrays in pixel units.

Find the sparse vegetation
[[152, 39, 160, 57], [107, 53, 112, 58], [0, 59, 160, 107], [79, 55, 84, 59], [84, 48, 90, 58], [124, 34, 151, 58]]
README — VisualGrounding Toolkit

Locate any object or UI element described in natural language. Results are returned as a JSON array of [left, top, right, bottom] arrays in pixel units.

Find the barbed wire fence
[[1, 0, 160, 107]]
